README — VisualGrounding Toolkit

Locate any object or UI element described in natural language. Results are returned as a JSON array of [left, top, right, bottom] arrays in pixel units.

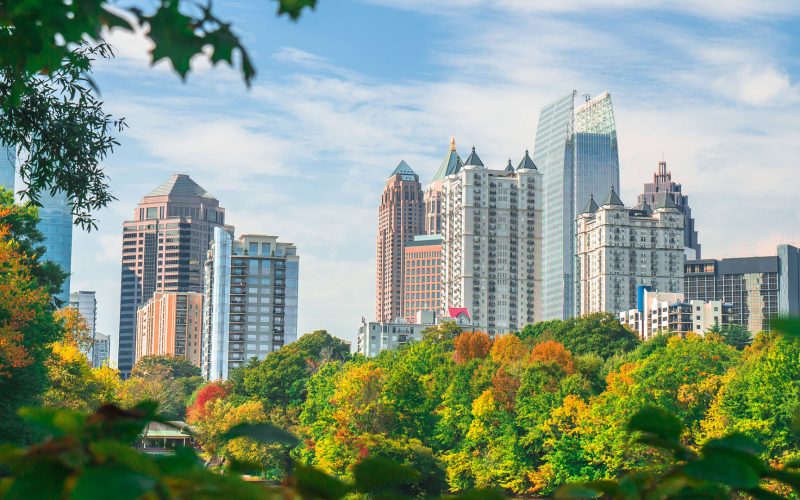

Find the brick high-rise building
[[117, 174, 229, 377], [135, 291, 204, 367], [403, 235, 443, 322], [637, 159, 701, 258], [375, 162, 424, 322]]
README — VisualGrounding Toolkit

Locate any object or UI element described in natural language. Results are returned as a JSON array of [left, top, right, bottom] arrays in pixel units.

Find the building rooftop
[[146, 174, 216, 200], [517, 149, 538, 171], [464, 146, 484, 167], [431, 137, 463, 182], [602, 186, 624, 206]]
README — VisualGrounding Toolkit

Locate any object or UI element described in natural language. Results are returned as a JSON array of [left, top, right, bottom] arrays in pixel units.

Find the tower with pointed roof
[[424, 137, 463, 235], [575, 188, 684, 316], [376, 162, 424, 322], [116, 174, 230, 377], [440, 148, 544, 335], [533, 91, 620, 320], [637, 159, 701, 258]]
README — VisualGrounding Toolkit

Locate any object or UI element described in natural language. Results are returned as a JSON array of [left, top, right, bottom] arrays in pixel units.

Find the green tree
[[131, 354, 201, 379], [529, 313, 640, 359], [720, 324, 752, 350]]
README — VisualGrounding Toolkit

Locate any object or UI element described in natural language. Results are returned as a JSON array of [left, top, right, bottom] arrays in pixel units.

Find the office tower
[[424, 137, 463, 234], [403, 235, 443, 322], [135, 291, 204, 367], [441, 148, 543, 335], [375, 161, 424, 322], [117, 174, 228, 377], [618, 289, 732, 340], [69, 291, 97, 360], [534, 91, 620, 320], [575, 189, 684, 315], [1, 143, 14, 190], [93, 333, 111, 368], [38, 190, 73, 304], [202, 231, 299, 381], [637, 159, 701, 258], [684, 244, 800, 332]]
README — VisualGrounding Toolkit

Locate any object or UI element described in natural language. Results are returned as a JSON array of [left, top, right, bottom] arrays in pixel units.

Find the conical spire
[[639, 200, 652, 214], [464, 146, 484, 167], [431, 137, 463, 182], [581, 194, 599, 214], [517, 149, 538, 171], [505, 158, 515, 173], [653, 193, 678, 210], [602, 186, 624, 207]]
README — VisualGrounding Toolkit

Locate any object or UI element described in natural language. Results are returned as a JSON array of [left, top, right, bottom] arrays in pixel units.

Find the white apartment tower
[[575, 189, 684, 315], [441, 148, 543, 335]]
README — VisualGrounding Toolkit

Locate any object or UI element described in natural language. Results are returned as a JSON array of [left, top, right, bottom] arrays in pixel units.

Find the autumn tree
[[453, 331, 492, 364], [54, 307, 93, 354], [42, 341, 119, 411], [525, 313, 639, 359], [530, 340, 575, 374], [490, 334, 526, 365]]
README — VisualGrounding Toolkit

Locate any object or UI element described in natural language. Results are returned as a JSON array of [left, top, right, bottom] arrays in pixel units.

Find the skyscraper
[[534, 91, 620, 320], [441, 148, 543, 335], [637, 159, 701, 258], [375, 162, 424, 322], [69, 291, 97, 361], [0, 143, 14, 191], [117, 174, 228, 377], [202, 231, 299, 381], [424, 137, 462, 235], [135, 291, 204, 367], [39, 190, 73, 304], [403, 234, 443, 322]]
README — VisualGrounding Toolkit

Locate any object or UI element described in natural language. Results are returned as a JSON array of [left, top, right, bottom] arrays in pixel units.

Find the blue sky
[[73, 0, 800, 359]]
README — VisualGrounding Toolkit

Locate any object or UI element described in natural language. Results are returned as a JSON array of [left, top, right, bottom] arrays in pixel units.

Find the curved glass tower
[[534, 91, 620, 320]]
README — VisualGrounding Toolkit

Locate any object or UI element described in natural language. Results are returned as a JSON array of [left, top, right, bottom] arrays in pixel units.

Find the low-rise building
[[618, 288, 732, 339]]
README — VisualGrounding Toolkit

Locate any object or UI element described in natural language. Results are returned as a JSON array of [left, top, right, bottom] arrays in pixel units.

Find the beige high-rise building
[[424, 137, 463, 235], [441, 148, 543, 335], [135, 291, 204, 368], [375, 162, 424, 322], [575, 189, 684, 316]]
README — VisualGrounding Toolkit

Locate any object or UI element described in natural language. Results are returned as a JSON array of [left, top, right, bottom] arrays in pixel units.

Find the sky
[[69, 0, 800, 361]]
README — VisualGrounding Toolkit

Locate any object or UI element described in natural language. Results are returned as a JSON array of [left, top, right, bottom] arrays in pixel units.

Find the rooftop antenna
[[583, 93, 591, 102]]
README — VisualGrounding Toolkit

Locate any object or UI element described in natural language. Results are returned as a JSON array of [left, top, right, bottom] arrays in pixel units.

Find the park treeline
[[183, 313, 800, 497]]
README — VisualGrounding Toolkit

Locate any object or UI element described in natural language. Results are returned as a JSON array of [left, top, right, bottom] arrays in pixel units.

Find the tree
[[422, 320, 462, 343], [42, 341, 119, 411], [532, 313, 640, 359], [453, 331, 492, 364], [187, 381, 230, 423], [529, 340, 575, 374], [54, 307, 93, 354], [720, 324, 752, 350], [131, 354, 201, 379], [518, 319, 562, 342], [118, 364, 202, 421], [490, 334, 526, 365]]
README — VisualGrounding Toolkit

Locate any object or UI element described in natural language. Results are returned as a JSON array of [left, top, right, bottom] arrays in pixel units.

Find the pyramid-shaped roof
[[464, 146, 484, 167], [517, 149, 538, 171], [147, 174, 215, 199], [653, 193, 678, 210], [581, 194, 599, 214], [602, 186, 624, 207], [504, 159, 515, 173], [391, 160, 416, 177], [431, 137, 463, 182], [639, 200, 653, 215]]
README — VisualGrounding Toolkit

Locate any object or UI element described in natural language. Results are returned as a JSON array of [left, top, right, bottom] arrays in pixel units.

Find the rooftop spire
[[582, 193, 599, 214], [602, 185, 624, 207], [464, 146, 484, 167], [431, 138, 463, 182], [505, 158, 514, 173], [517, 149, 538, 171], [450, 136, 456, 152]]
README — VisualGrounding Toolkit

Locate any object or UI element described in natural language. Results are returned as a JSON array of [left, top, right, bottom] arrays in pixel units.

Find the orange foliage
[[491, 366, 520, 410], [529, 340, 575, 374], [490, 334, 526, 364], [186, 382, 229, 423], [0, 225, 50, 376], [453, 331, 492, 364]]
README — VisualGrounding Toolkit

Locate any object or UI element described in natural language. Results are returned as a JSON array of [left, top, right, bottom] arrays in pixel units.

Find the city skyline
[[66, 0, 800, 357]]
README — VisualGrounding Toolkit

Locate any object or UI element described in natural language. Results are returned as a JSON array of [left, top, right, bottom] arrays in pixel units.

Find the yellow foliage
[[490, 334, 526, 364]]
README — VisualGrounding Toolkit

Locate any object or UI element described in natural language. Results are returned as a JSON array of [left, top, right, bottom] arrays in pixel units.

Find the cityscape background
[[56, 0, 800, 360]]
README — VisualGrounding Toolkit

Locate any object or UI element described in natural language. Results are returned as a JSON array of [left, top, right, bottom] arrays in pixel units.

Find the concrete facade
[[618, 289, 732, 339], [403, 235, 442, 323], [135, 291, 204, 367]]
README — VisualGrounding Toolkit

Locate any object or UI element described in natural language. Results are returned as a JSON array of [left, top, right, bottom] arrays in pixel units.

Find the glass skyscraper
[[39, 190, 73, 304], [533, 91, 620, 320]]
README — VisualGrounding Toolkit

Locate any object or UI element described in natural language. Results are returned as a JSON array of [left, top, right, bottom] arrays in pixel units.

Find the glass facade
[[39, 190, 73, 304], [204, 227, 232, 381], [534, 91, 619, 320]]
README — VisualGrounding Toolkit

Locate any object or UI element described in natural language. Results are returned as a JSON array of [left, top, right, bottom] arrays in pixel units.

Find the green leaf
[[89, 440, 159, 476], [553, 483, 604, 499], [145, 3, 205, 78], [683, 453, 760, 489], [6, 461, 71, 499], [70, 465, 156, 500], [293, 463, 351, 499], [770, 317, 800, 338], [18, 407, 85, 437], [702, 433, 765, 456], [156, 446, 203, 474], [628, 406, 683, 441], [221, 423, 299, 447], [352, 457, 420, 494], [276, 0, 317, 20]]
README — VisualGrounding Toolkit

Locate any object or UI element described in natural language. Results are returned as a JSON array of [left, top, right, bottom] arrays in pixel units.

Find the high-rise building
[[637, 160, 701, 258], [375, 161, 424, 322], [618, 289, 732, 340], [684, 244, 800, 332], [93, 332, 111, 368], [38, 190, 73, 304], [1, 143, 14, 190], [424, 137, 463, 235], [441, 148, 543, 335], [69, 291, 97, 360], [534, 91, 620, 320], [575, 188, 684, 315], [403, 234, 443, 322], [117, 174, 228, 377], [135, 291, 204, 367], [202, 231, 299, 381]]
